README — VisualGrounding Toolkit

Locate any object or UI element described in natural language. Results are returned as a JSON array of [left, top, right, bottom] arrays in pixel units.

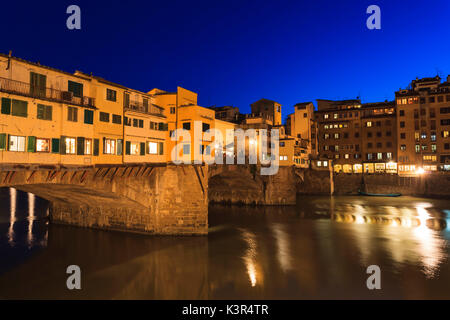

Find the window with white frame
[[65, 137, 76, 154], [148, 142, 158, 154], [36, 138, 50, 152], [9, 135, 26, 152]]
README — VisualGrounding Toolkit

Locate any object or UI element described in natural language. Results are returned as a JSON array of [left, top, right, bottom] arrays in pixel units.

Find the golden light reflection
[[272, 223, 292, 273], [239, 228, 261, 287], [332, 203, 447, 279], [8, 188, 16, 246], [27, 193, 35, 246], [412, 205, 446, 278]]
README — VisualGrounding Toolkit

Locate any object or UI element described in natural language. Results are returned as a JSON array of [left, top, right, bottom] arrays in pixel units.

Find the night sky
[[1, 0, 450, 120]]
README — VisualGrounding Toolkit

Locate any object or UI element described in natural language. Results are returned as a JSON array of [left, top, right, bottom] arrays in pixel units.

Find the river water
[[0, 187, 450, 299]]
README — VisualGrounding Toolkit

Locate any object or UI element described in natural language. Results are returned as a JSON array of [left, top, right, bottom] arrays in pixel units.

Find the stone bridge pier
[[0, 164, 208, 235], [208, 165, 303, 205]]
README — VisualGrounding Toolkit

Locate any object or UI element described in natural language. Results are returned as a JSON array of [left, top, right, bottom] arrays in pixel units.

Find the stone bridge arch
[[0, 164, 208, 235]]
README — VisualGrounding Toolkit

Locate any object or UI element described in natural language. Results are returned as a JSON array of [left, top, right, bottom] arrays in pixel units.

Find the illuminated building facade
[[395, 75, 450, 174]]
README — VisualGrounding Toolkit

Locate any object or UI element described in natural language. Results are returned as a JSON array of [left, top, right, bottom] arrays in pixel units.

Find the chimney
[[8, 50, 12, 57], [447, 75, 450, 83]]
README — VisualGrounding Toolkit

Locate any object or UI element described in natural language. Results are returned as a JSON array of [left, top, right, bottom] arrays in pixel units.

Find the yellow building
[[286, 102, 317, 157], [214, 118, 237, 160], [0, 53, 167, 167], [152, 87, 216, 164], [86, 76, 125, 165], [0, 53, 96, 166], [123, 89, 167, 164]]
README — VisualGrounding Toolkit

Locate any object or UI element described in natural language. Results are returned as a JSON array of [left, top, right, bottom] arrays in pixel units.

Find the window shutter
[[77, 137, 85, 155], [51, 138, 60, 153], [125, 141, 131, 155], [1, 98, 11, 114], [27, 136, 36, 152], [37, 104, 45, 119], [45, 105, 52, 120], [0, 133, 6, 150], [12, 99, 27, 117], [117, 139, 123, 155], [145, 141, 149, 154], [60, 136, 66, 154], [93, 139, 99, 156], [159, 142, 164, 155], [102, 137, 106, 154], [84, 110, 93, 124], [140, 142, 146, 155]]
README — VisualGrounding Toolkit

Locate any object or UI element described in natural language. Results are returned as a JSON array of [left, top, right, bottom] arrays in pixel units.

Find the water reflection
[[331, 201, 448, 279], [271, 223, 292, 273], [239, 228, 261, 287], [27, 193, 35, 247], [8, 188, 16, 246], [1, 192, 450, 299]]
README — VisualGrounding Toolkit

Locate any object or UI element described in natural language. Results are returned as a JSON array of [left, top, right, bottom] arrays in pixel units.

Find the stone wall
[[208, 165, 299, 205], [296, 169, 332, 195], [295, 168, 450, 198], [333, 173, 450, 197]]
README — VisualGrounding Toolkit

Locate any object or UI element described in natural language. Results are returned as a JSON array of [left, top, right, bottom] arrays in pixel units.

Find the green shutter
[[125, 141, 131, 155], [51, 138, 60, 153], [0, 133, 6, 150], [60, 136, 66, 155], [1, 98, 11, 114], [27, 136, 36, 152], [45, 105, 52, 120], [84, 110, 93, 124], [93, 139, 99, 156], [68, 81, 83, 98], [159, 142, 164, 155], [117, 139, 123, 156], [11, 100, 28, 117], [77, 137, 85, 155], [140, 142, 145, 155], [37, 104, 45, 119]]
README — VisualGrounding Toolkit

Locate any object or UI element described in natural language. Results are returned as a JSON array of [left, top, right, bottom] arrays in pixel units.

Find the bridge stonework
[[0, 164, 208, 235]]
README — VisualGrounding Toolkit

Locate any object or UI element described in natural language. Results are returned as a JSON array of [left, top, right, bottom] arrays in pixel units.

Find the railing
[[124, 100, 165, 117], [0, 76, 95, 108]]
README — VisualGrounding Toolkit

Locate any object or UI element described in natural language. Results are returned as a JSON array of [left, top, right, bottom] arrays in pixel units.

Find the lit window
[[85, 139, 92, 155], [36, 138, 50, 152], [387, 152, 392, 159], [65, 137, 76, 154], [130, 142, 139, 155], [148, 142, 158, 154], [104, 138, 116, 155], [377, 153, 382, 160], [317, 161, 322, 167], [366, 121, 372, 127], [9, 135, 26, 152]]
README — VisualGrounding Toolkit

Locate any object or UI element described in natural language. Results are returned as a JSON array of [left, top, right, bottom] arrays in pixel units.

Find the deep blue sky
[[1, 0, 449, 120]]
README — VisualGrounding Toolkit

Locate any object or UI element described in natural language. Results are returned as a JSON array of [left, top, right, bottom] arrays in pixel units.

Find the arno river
[[0, 187, 449, 299]]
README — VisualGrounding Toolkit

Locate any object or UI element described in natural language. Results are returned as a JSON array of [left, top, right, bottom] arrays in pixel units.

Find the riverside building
[[395, 75, 450, 174]]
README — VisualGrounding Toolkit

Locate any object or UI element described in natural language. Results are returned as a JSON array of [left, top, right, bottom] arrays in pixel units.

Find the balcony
[[124, 100, 165, 118], [0, 76, 95, 108]]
